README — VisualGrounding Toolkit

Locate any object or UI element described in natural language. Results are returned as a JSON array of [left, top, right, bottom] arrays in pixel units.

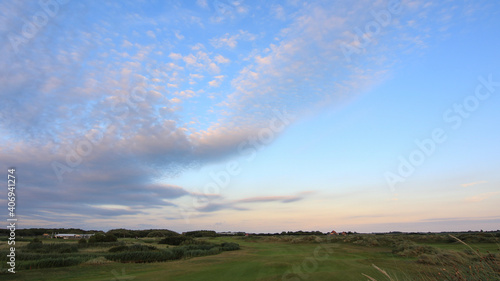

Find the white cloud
[[146, 30, 156, 38], [208, 75, 225, 87], [190, 73, 204, 79], [183, 54, 197, 65], [176, 90, 196, 98], [122, 40, 133, 48], [465, 192, 500, 203], [169, 52, 183, 60], [272, 4, 286, 20], [182, 51, 220, 73], [170, 97, 182, 103], [196, 0, 208, 9], [210, 30, 256, 48], [214, 54, 230, 64], [174, 30, 184, 40], [461, 181, 487, 188]]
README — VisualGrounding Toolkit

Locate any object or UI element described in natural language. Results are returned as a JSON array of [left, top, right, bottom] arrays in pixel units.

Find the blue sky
[[0, 0, 499, 233]]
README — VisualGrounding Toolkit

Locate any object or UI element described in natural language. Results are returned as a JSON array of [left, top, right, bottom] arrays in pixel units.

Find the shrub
[[22, 256, 91, 269], [108, 245, 129, 253], [353, 237, 380, 247], [109, 244, 157, 252], [78, 238, 87, 244], [221, 242, 240, 251], [180, 238, 212, 245], [106, 250, 178, 263], [88, 233, 117, 243], [31, 237, 43, 244], [158, 235, 192, 245], [24, 243, 79, 254], [80, 241, 124, 248], [392, 241, 438, 257]]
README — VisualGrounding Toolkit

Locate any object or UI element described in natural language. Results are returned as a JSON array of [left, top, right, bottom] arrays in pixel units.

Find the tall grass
[[362, 234, 500, 280]]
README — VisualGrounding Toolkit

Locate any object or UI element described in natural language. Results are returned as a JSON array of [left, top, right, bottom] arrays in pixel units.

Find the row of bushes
[[108, 244, 157, 252], [23, 239, 125, 253], [25, 242, 79, 254], [183, 230, 218, 237], [1, 252, 96, 261], [105, 249, 183, 263], [106, 242, 240, 263], [19, 256, 93, 270], [158, 235, 192, 245]]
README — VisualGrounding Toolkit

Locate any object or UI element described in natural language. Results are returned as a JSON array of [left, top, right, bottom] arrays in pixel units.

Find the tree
[[104, 233, 118, 242]]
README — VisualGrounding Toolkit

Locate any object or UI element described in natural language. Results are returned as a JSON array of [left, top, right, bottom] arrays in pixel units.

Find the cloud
[[0, 0, 472, 229], [237, 195, 304, 204], [210, 30, 256, 48], [272, 4, 286, 20], [174, 30, 184, 40], [169, 52, 183, 60], [196, 203, 247, 213], [192, 191, 312, 213], [214, 54, 230, 64], [122, 40, 133, 48], [461, 181, 487, 187], [464, 192, 500, 203], [146, 30, 156, 38], [196, 0, 208, 9], [182, 51, 221, 73], [208, 75, 225, 87]]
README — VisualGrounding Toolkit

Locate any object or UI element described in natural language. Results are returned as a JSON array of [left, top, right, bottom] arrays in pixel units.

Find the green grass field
[[1, 234, 499, 280]]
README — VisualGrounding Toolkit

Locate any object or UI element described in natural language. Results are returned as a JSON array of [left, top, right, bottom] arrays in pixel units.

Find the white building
[[54, 233, 94, 239]]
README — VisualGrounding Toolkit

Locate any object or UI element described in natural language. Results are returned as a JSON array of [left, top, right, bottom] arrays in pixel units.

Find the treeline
[[106, 229, 179, 238], [0, 228, 247, 238], [0, 228, 180, 238], [0, 228, 102, 236], [184, 230, 217, 237], [279, 230, 325, 236]]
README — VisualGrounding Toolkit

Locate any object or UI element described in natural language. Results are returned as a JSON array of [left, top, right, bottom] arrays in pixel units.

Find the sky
[[0, 0, 499, 233]]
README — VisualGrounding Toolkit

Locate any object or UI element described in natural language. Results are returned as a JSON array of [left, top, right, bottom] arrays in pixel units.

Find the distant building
[[329, 230, 338, 235], [54, 233, 94, 239]]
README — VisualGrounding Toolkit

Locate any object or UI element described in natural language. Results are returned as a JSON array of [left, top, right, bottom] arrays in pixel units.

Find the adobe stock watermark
[[8, 0, 71, 54], [281, 235, 334, 281], [341, 0, 402, 63], [51, 74, 175, 182], [385, 74, 499, 191], [178, 108, 295, 224]]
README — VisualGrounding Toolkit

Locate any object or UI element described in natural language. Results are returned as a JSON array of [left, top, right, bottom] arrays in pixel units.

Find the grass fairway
[[5, 235, 494, 281]]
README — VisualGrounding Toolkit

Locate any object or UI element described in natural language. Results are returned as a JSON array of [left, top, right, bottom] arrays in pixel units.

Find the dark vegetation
[[183, 230, 218, 237], [0, 228, 241, 271]]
